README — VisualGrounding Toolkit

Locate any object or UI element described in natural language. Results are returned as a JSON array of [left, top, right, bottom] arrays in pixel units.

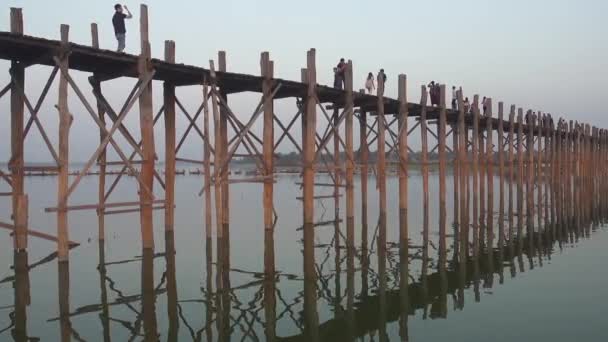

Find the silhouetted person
[[333, 67, 341, 89], [377, 69, 387, 90], [365, 72, 375, 94], [335, 58, 347, 90], [428, 81, 438, 106], [482, 96, 488, 115], [112, 4, 132, 53], [464, 97, 470, 113], [451, 86, 458, 110]]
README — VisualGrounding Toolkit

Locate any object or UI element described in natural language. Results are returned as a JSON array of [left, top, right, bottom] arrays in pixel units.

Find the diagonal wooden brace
[[54, 55, 156, 203], [9, 68, 61, 165]]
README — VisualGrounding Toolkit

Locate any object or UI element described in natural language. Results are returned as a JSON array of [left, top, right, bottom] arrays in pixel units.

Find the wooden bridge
[[1, 4, 608, 340]]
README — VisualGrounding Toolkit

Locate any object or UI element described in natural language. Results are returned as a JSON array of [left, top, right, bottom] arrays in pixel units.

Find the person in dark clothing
[[112, 4, 132, 52], [377, 69, 387, 92], [333, 67, 342, 89], [428, 81, 437, 106], [334, 58, 346, 89]]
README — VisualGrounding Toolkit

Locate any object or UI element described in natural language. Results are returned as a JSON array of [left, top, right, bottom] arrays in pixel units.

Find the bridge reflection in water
[[4, 174, 603, 342]]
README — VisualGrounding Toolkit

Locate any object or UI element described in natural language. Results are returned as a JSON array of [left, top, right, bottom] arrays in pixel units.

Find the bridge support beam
[[138, 4, 156, 250], [10, 8, 27, 251], [164, 40, 176, 232]]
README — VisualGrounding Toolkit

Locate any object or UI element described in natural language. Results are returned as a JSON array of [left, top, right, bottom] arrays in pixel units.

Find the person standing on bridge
[[365, 72, 376, 94], [451, 86, 458, 110], [334, 58, 347, 90], [113, 4, 133, 53], [428, 81, 438, 106], [377, 69, 387, 90], [463, 97, 471, 113]]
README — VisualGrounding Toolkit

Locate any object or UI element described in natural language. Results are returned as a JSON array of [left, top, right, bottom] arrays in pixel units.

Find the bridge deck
[[0, 31, 557, 137]]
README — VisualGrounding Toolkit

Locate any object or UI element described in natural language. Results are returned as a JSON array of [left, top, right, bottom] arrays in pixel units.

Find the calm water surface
[[0, 172, 606, 341]]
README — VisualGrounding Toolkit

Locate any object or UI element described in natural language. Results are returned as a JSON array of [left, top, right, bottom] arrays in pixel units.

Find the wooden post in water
[[526, 111, 534, 238], [516, 109, 524, 243], [138, 4, 155, 250], [471, 95, 480, 256], [10, 8, 27, 251], [91, 23, 106, 241], [57, 24, 71, 261], [438, 85, 447, 267], [164, 40, 176, 232], [345, 62, 355, 250], [302, 50, 319, 342], [537, 113, 543, 235], [202, 84, 213, 256], [209, 61, 223, 262], [478, 103, 486, 247], [420, 86, 430, 262], [261, 52, 274, 232], [377, 72, 387, 221], [485, 99, 494, 249], [498, 102, 505, 249], [333, 107, 341, 220], [398, 75, 408, 263], [457, 90, 467, 262], [542, 115, 552, 230], [359, 108, 369, 256], [302, 48, 318, 273], [218, 51, 230, 262], [508, 106, 515, 242]]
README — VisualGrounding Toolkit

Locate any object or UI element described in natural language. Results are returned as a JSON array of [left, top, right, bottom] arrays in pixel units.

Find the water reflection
[[1, 172, 606, 342]]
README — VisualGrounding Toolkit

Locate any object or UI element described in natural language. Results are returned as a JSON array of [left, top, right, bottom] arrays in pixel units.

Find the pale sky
[[0, 0, 607, 162]]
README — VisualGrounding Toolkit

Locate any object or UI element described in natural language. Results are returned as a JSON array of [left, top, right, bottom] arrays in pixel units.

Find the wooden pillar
[[420, 86, 430, 262], [516, 109, 524, 243], [138, 4, 155, 250], [302, 49, 319, 342], [485, 99, 494, 249], [203, 84, 212, 250], [438, 85, 447, 266], [164, 40, 176, 232], [345, 62, 355, 250], [333, 109, 341, 218], [359, 107, 369, 259], [91, 23, 106, 241], [397, 75, 408, 268], [498, 102, 505, 249], [542, 115, 551, 229], [10, 8, 27, 251], [302, 48, 317, 265], [261, 52, 274, 231], [507, 106, 515, 242], [457, 90, 468, 263], [209, 61, 223, 264], [537, 113, 543, 234], [261, 53, 276, 340], [57, 24, 71, 262], [478, 105, 486, 247], [471, 95, 480, 256], [526, 111, 534, 237], [377, 72, 387, 219], [218, 51, 230, 235]]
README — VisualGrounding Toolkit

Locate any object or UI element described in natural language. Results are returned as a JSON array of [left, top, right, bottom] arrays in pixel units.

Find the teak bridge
[[1, 5, 607, 276], [3, 4, 608, 341]]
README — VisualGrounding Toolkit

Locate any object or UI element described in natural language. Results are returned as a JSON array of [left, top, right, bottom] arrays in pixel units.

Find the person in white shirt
[[365, 72, 375, 94]]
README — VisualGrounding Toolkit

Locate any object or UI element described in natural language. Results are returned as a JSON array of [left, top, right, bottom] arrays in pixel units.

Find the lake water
[[0, 171, 607, 341]]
